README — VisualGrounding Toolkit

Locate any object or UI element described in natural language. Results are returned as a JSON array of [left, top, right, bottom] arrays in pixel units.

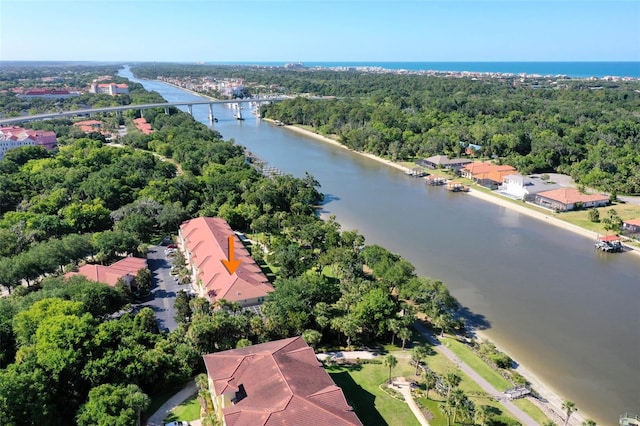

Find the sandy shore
[[283, 123, 639, 258], [281, 122, 621, 425]]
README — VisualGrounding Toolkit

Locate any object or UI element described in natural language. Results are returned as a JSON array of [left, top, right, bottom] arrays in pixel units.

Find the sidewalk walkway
[[413, 322, 538, 426], [390, 377, 431, 426], [146, 381, 197, 426]]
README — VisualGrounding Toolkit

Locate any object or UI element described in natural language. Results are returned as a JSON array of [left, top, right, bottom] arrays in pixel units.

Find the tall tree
[[562, 400, 577, 426], [383, 354, 398, 384]]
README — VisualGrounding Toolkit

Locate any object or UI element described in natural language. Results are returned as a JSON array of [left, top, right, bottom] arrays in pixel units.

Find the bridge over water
[[0, 96, 312, 126]]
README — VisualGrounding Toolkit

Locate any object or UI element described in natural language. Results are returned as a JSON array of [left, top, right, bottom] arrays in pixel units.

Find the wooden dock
[[425, 176, 447, 186], [406, 168, 427, 177], [446, 182, 469, 192], [595, 235, 623, 252]]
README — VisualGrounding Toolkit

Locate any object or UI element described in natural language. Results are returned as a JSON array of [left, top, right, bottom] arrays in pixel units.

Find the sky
[[1, 0, 639, 63]]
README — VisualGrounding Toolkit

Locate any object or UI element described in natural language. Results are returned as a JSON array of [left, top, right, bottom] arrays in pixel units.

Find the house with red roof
[[622, 218, 640, 234], [0, 125, 58, 160], [179, 217, 274, 307], [203, 336, 362, 426], [461, 162, 517, 188], [89, 82, 129, 96], [65, 257, 147, 287], [133, 117, 153, 134], [533, 188, 609, 212], [17, 88, 78, 99]]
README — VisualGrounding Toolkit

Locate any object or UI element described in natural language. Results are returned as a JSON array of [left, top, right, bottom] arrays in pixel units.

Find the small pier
[[595, 235, 623, 252], [503, 386, 531, 400], [425, 176, 447, 186], [406, 168, 427, 177], [446, 181, 469, 192]]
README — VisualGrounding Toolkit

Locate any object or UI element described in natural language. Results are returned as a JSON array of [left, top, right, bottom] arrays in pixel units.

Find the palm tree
[[562, 400, 577, 426], [195, 373, 209, 391], [449, 388, 465, 423], [423, 371, 437, 400], [440, 401, 453, 426], [411, 345, 428, 375], [388, 318, 400, 345], [383, 354, 398, 384], [444, 372, 461, 401], [398, 327, 412, 350], [475, 405, 492, 426], [582, 420, 596, 426]]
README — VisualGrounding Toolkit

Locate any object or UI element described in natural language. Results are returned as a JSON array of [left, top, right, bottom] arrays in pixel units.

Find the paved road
[[413, 322, 538, 426], [140, 245, 184, 332]]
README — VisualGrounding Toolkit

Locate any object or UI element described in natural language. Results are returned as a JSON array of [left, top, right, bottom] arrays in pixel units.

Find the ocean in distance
[[205, 61, 640, 79]]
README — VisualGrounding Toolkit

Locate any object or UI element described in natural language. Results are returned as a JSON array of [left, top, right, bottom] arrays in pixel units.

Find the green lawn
[[439, 337, 549, 424], [559, 202, 640, 235], [164, 395, 201, 423], [327, 357, 420, 426], [440, 337, 511, 392]]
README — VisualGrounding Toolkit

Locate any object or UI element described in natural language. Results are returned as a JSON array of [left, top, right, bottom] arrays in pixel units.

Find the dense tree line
[[0, 68, 465, 424], [133, 64, 640, 194]]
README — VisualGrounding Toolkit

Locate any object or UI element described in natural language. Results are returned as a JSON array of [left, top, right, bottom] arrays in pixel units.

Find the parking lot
[[138, 245, 191, 332]]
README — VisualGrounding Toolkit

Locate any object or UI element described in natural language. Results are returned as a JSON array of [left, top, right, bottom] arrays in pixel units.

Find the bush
[[588, 208, 600, 223]]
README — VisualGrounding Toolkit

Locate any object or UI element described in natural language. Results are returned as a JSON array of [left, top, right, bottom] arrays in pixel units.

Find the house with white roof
[[498, 174, 561, 201]]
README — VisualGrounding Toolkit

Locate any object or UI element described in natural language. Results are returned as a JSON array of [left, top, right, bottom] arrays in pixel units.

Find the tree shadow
[[457, 305, 491, 332], [328, 370, 388, 426]]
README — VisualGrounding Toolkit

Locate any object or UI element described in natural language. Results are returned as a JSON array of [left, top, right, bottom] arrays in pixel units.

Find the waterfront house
[[203, 336, 363, 426], [498, 174, 561, 200], [623, 218, 640, 234], [532, 188, 609, 212], [416, 155, 472, 170], [65, 257, 147, 288], [461, 162, 517, 189], [178, 217, 274, 307]]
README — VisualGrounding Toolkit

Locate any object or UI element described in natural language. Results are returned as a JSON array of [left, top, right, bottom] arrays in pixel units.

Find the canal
[[121, 68, 640, 424]]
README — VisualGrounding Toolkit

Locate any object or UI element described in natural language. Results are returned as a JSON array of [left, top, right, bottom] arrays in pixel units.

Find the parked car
[[164, 422, 189, 426], [167, 243, 177, 249]]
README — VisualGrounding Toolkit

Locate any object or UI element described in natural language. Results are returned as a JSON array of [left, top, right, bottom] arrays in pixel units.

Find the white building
[[498, 174, 561, 201], [89, 83, 129, 96], [0, 126, 57, 160]]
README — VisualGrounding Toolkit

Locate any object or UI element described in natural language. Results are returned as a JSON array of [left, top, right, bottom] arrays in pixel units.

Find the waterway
[[120, 67, 640, 424]]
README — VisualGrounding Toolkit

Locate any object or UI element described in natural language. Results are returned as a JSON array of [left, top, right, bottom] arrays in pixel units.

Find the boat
[[620, 413, 640, 426], [595, 235, 622, 252]]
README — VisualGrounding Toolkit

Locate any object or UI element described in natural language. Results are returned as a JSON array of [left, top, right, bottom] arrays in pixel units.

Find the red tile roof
[[536, 188, 609, 205], [463, 161, 516, 176], [180, 217, 273, 305], [133, 117, 153, 134], [624, 218, 640, 227], [65, 257, 147, 287], [598, 235, 621, 242], [203, 337, 362, 426]]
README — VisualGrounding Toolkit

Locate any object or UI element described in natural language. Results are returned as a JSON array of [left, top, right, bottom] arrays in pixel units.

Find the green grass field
[[327, 357, 420, 426], [164, 394, 201, 423]]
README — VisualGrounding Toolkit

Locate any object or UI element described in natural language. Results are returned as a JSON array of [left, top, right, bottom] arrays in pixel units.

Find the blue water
[[205, 61, 640, 78]]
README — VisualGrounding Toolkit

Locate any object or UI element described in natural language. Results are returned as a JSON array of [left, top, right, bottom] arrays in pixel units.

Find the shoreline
[[280, 121, 614, 425], [282, 122, 640, 258]]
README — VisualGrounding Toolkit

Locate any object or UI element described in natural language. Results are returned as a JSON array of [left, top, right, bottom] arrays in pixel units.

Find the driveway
[[139, 245, 182, 332]]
